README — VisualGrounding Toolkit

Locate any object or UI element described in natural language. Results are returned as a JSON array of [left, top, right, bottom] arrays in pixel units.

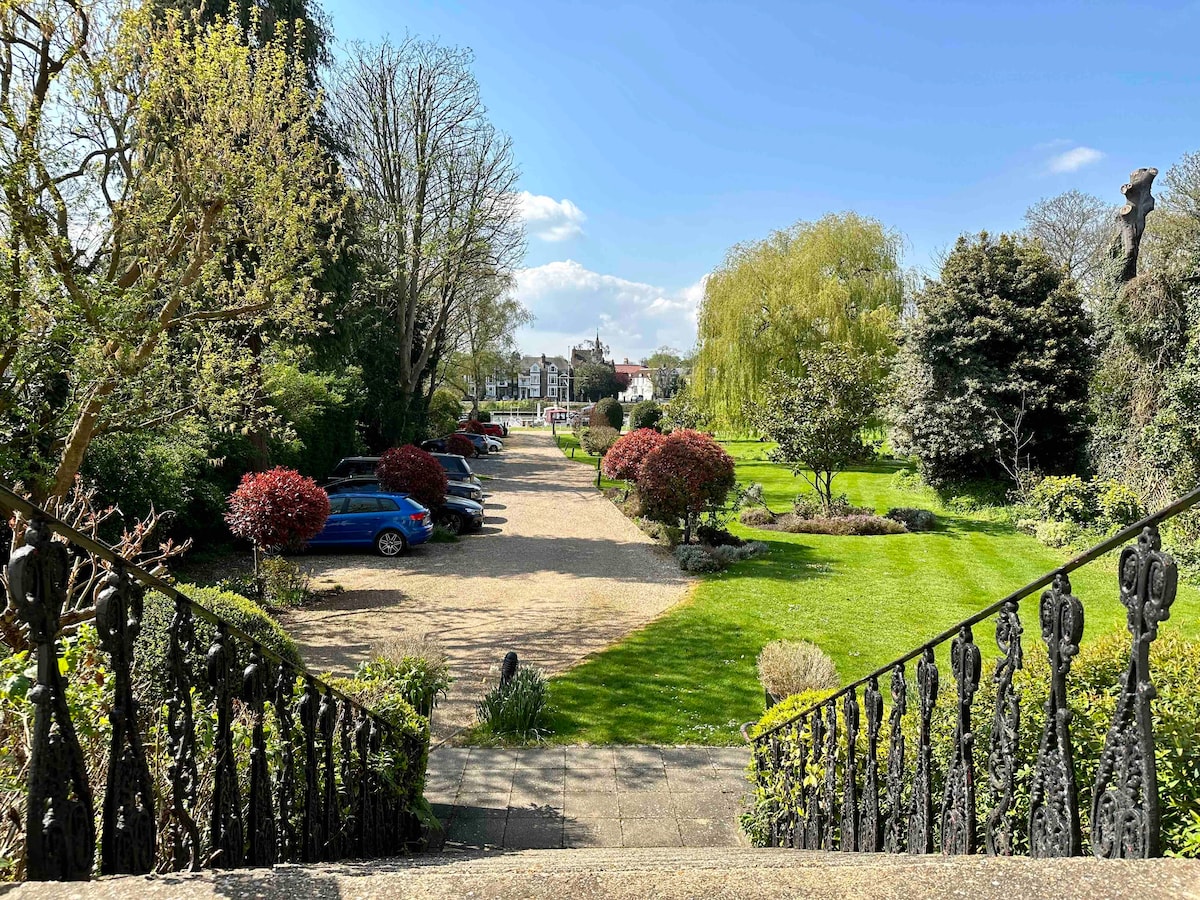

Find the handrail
[[751, 482, 1200, 742], [0, 482, 394, 731]]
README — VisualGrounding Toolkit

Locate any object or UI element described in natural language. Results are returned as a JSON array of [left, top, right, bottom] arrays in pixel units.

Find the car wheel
[[442, 515, 463, 535], [374, 529, 407, 557]]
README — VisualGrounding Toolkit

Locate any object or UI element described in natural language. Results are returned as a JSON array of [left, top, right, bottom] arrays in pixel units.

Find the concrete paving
[[11, 850, 1200, 899], [426, 744, 752, 851]]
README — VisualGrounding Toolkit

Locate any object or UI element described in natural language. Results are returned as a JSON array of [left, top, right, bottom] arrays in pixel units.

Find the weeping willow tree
[[693, 212, 905, 431]]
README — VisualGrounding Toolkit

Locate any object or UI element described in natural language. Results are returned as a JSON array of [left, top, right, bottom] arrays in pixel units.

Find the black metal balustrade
[[0, 484, 427, 881], [746, 485, 1200, 860]]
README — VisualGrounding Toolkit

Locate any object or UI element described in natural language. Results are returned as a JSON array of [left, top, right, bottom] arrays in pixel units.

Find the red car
[[478, 422, 506, 438]]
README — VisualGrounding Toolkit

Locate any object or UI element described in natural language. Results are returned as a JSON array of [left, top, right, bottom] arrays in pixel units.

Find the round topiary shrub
[[376, 445, 448, 508], [580, 425, 620, 457], [637, 429, 736, 542], [602, 428, 667, 482], [445, 433, 477, 459], [591, 397, 623, 431], [225, 467, 330, 552], [462, 419, 486, 434], [629, 400, 662, 432]]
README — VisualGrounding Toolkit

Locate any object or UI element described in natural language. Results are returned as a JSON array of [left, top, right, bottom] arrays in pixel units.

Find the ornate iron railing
[[745, 485, 1200, 859], [0, 484, 427, 881]]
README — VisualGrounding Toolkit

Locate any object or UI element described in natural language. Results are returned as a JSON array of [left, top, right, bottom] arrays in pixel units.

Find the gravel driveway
[[280, 430, 690, 738]]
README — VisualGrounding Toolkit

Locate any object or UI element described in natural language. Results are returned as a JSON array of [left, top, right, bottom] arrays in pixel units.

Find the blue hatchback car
[[308, 492, 433, 557]]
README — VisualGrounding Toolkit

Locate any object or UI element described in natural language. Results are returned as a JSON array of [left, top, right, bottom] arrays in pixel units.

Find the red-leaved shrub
[[602, 428, 667, 482], [462, 419, 486, 434], [637, 430, 736, 541], [225, 467, 330, 550], [445, 433, 477, 459], [376, 445, 448, 508]]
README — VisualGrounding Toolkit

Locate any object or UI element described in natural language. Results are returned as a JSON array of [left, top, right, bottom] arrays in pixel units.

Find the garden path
[[280, 429, 690, 739]]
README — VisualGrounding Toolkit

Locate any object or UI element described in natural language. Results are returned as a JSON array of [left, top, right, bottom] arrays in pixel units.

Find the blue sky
[[326, 0, 1200, 361]]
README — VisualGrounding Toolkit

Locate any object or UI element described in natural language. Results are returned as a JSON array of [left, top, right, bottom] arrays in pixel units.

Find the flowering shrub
[[602, 428, 667, 482], [376, 445, 448, 508], [462, 419, 486, 434], [637, 429, 736, 541], [225, 467, 329, 551], [445, 433, 477, 458]]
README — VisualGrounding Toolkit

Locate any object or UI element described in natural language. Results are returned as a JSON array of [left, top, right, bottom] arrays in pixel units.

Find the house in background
[[468, 354, 570, 401], [616, 360, 654, 402]]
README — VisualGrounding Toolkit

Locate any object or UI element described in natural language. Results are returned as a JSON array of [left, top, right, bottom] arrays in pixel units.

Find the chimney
[[623, 358, 629, 365]]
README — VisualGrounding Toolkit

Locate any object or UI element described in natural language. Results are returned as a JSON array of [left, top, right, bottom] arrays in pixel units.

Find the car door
[[312, 496, 349, 545], [342, 496, 381, 543]]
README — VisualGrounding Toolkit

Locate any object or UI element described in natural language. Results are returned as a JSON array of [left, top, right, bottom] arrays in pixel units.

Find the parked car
[[421, 437, 483, 458], [478, 422, 506, 438], [449, 432, 500, 455], [307, 491, 432, 557], [431, 453, 483, 489], [324, 478, 484, 534], [328, 456, 380, 479]]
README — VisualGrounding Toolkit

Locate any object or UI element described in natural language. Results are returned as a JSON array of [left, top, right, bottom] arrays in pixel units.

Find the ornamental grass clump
[[476, 667, 551, 742], [756, 640, 840, 702]]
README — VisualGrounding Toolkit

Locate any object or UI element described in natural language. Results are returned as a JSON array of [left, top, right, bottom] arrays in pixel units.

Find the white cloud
[[1047, 146, 1104, 174], [518, 191, 586, 242], [513, 260, 706, 360]]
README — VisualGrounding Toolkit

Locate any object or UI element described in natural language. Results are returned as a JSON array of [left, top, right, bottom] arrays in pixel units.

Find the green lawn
[[543, 438, 1200, 745]]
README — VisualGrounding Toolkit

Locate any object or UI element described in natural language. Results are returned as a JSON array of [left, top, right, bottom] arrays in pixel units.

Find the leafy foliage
[[637, 430, 736, 541], [1029, 475, 1096, 524], [580, 425, 620, 457], [884, 507, 937, 532], [601, 428, 666, 482], [445, 433, 477, 459], [694, 212, 904, 430], [574, 362, 622, 402], [751, 343, 878, 512], [225, 468, 330, 551], [891, 232, 1093, 487], [476, 667, 551, 742], [375, 446, 448, 508], [462, 419, 486, 434], [630, 400, 663, 431], [426, 389, 464, 441], [591, 397, 624, 430], [0, 5, 340, 499], [357, 634, 452, 718]]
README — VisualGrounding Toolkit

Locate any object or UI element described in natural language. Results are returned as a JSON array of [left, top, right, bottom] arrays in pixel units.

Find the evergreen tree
[[891, 233, 1093, 487]]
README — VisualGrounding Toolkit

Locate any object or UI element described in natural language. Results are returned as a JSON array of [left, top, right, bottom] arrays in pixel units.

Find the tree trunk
[[49, 381, 116, 500], [1113, 167, 1157, 285]]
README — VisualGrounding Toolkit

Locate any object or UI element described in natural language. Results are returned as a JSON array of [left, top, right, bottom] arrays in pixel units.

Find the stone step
[[9, 848, 1199, 899]]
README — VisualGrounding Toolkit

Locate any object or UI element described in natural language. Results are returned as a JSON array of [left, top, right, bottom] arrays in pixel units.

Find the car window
[[328, 497, 349, 514], [376, 498, 399, 511], [345, 497, 380, 514]]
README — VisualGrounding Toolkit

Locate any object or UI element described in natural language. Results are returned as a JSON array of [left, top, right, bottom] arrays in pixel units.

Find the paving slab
[[428, 744, 751, 850]]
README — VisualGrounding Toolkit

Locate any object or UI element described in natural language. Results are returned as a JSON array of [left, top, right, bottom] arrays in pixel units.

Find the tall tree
[[1024, 189, 1116, 295], [331, 39, 523, 445], [891, 233, 1093, 487], [750, 344, 877, 512], [693, 212, 904, 431], [0, 1, 339, 499], [445, 279, 533, 413]]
